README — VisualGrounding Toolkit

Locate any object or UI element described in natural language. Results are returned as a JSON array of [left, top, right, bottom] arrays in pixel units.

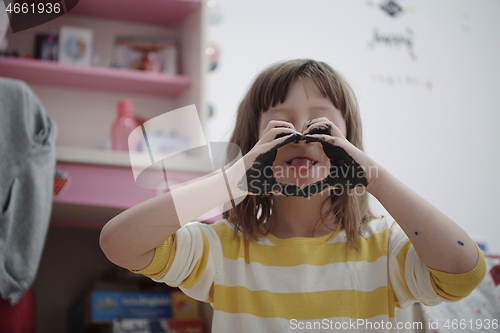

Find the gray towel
[[0, 77, 57, 305]]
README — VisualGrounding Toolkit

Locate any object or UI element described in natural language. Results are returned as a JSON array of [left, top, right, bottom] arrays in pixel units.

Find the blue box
[[90, 291, 172, 321], [68, 291, 172, 332]]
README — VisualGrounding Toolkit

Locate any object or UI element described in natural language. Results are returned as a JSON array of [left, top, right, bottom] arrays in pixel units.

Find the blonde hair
[[223, 59, 377, 249]]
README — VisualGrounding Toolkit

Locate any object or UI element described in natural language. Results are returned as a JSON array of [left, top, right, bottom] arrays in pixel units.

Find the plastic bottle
[[111, 99, 140, 151]]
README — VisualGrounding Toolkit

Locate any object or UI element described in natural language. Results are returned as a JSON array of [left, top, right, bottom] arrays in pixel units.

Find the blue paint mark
[[414, 231, 418, 236], [458, 241, 464, 246]]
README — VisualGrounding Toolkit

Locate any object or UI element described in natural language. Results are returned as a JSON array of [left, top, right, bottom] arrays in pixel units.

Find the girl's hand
[[229, 120, 302, 196], [303, 117, 380, 190]]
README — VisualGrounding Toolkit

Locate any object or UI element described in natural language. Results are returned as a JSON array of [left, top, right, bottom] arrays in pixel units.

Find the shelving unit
[[52, 146, 219, 229], [55, 146, 212, 172], [2, 0, 210, 216], [69, 0, 200, 27], [0, 57, 192, 97], [1, 1, 213, 332]]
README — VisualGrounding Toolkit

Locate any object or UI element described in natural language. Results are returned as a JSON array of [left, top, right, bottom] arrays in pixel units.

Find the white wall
[[205, 0, 500, 254]]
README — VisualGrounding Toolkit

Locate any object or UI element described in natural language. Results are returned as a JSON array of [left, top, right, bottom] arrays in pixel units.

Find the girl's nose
[[291, 120, 308, 135], [298, 121, 309, 134]]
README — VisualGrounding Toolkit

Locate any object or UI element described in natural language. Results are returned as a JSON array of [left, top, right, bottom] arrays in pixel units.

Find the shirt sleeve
[[130, 221, 227, 303], [388, 219, 487, 309]]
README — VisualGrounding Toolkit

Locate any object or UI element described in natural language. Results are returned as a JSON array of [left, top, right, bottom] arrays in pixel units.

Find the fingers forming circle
[[304, 118, 344, 138], [304, 133, 339, 145], [264, 120, 296, 133]]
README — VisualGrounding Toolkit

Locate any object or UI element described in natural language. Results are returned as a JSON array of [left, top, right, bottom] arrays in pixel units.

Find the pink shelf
[[69, 0, 201, 27], [51, 162, 222, 229], [0, 57, 192, 97]]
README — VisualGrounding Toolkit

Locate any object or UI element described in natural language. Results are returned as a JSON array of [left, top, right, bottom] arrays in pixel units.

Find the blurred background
[[1, 1, 499, 332]]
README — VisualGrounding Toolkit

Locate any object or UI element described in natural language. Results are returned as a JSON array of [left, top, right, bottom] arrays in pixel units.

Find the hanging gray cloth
[[0, 77, 57, 305]]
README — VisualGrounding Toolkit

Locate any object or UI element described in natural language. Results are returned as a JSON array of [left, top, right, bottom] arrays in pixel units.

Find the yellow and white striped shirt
[[133, 215, 486, 332]]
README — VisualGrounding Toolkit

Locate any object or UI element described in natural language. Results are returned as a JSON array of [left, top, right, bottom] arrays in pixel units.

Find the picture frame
[[58, 26, 93, 66]]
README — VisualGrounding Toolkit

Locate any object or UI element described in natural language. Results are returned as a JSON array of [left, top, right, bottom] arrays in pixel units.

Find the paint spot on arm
[[414, 231, 418, 236], [458, 241, 464, 246]]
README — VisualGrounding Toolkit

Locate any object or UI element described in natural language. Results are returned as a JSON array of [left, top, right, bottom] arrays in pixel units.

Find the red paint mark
[[490, 264, 500, 286]]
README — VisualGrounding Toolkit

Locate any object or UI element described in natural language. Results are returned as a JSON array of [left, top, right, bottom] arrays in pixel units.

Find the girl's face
[[258, 78, 347, 189]]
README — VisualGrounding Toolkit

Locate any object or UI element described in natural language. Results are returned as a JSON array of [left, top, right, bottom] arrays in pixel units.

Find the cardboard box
[[165, 319, 204, 333], [68, 291, 172, 332], [171, 291, 200, 319]]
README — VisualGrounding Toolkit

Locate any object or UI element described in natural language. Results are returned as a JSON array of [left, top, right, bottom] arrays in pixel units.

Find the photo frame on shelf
[[58, 26, 93, 66], [34, 31, 59, 61]]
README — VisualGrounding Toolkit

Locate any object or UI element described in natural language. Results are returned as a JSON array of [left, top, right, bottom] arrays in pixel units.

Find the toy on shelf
[[110, 36, 178, 74]]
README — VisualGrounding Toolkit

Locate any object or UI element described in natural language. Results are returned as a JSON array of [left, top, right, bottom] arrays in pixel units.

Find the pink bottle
[[111, 99, 140, 151]]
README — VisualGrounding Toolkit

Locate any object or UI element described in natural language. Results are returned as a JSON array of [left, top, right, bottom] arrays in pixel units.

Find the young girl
[[100, 59, 486, 332]]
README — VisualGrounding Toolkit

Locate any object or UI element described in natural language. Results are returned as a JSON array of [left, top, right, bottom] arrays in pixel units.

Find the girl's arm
[[99, 169, 242, 271], [304, 117, 480, 274], [368, 165, 479, 274]]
